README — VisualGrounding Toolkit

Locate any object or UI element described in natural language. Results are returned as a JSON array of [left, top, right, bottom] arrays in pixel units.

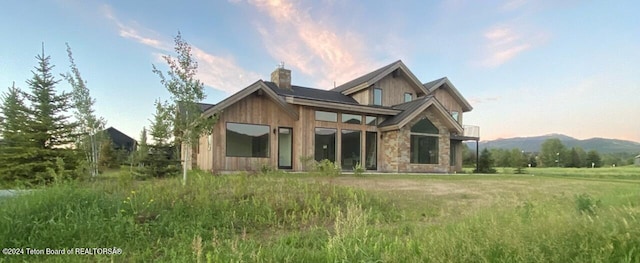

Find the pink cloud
[[480, 25, 545, 67], [245, 0, 379, 89]]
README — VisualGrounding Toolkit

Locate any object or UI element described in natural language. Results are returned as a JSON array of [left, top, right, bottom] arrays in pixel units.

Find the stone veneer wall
[[380, 107, 451, 173]]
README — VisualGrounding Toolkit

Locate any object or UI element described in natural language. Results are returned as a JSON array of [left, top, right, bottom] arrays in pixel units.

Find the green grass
[[1, 168, 640, 262]]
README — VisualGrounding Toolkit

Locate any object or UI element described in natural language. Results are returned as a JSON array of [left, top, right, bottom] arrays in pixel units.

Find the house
[[635, 154, 640, 166], [104, 127, 137, 153], [192, 60, 479, 173]]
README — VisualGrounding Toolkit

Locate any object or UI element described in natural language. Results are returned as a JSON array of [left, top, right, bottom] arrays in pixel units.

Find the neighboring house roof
[[105, 127, 136, 150], [422, 77, 473, 112], [197, 102, 215, 112], [332, 60, 428, 96], [378, 96, 463, 133]]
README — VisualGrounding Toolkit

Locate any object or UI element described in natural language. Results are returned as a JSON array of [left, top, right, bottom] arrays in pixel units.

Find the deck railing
[[463, 125, 480, 139]]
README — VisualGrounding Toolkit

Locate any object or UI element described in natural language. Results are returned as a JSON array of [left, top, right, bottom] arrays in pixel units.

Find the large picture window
[[410, 118, 440, 164], [315, 128, 336, 162], [226, 123, 270, 157]]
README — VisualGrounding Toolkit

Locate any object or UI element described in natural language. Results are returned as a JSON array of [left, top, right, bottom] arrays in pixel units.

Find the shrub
[[353, 162, 365, 177], [315, 159, 341, 177], [575, 193, 601, 215]]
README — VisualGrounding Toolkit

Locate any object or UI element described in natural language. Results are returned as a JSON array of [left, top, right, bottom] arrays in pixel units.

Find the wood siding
[[374, 74, 419, 106], [351, 89, 370, 105], [433, 87, 464, 124]]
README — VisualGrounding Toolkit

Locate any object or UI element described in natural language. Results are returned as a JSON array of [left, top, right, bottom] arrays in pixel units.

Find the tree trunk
[[182, 142, 189, 186]]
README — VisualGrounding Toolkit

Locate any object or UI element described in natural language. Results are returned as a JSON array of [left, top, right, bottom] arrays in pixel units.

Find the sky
[[1, 0, 639, 143]]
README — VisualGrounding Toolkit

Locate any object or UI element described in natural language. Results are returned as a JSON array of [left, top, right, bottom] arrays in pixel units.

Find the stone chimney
[[270, 62, 291, 90]]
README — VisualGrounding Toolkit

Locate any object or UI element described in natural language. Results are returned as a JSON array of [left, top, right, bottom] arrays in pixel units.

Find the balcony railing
[[451, 125, 480, 140], [463, 125, 480, 138]]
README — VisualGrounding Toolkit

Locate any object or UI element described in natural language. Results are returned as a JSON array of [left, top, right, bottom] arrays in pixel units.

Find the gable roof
[[197, 102, 215, 112], [264, 82, 358, 105], [202, 80, 299, 120], [332, 60, 428, 96], [423, 77, 473, 112], [105, 127, 137, 151], [378, 96, 463, 133]]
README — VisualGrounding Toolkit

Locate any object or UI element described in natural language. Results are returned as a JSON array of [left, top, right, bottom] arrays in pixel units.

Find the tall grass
[[1, 170, 639, 262]]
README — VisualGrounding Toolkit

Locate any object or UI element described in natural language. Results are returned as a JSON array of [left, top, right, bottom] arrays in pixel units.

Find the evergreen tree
[[136, 126, 149, 166], [475, 148, 496, 173], [0, 83, 33, 183], [98, 138, 118, 172], [20, 45, 80, 184], [140, 100, 178, 178], [152, 32, 217, 185], [0, 83, 29, 146], [63, 43, 105, 177], [24, 46, 78, 149], [585, 150, 602, 168]]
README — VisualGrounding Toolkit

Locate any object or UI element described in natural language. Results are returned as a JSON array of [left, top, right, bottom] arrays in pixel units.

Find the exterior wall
[[635, 157, 640, 166], [380, 106, 451, 173], [202, 91, 296, 172], [351, 89, 369, 105], [433, 87, 464, 124], [299, 107, 380, 171], [375, 74, 419, 106], [449, 140, 463, 172]]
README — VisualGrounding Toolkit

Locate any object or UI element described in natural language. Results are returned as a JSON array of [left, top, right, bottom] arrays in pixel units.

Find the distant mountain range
[[465, 134, 640, 154]]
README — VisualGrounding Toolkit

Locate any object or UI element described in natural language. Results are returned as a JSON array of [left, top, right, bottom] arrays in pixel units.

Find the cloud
[[243, 0, 379, 89], [101, 4, 259, 94], [480, 25, 546, 67], [469, 96, 502, 104]]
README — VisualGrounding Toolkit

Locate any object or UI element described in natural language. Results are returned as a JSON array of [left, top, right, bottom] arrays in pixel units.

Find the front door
[[278, 127, 293, 169]]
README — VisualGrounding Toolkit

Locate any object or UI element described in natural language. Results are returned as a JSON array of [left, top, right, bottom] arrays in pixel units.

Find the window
[[315, 111, 337, 122], [365, 132, 377, 170], [410, 118, 440, 164], [315, 128, 336, 162], [373, 88, 382, 106], [207, 134, 212, 150], [411, 135, 439, 164], [450, 140, 457, 166], [226, 123, 270, 157], [342, 113, 362, 124], [451, 111, 459, 122], [404, 93, 413, 102], [341, 130, 361, 170], [365, 116, 377, 126]]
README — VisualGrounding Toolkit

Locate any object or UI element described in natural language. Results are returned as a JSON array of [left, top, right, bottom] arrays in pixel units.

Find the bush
[[575, 193, 600, 215], [315, 159, 341, 177], [353, 162, 365, 177]]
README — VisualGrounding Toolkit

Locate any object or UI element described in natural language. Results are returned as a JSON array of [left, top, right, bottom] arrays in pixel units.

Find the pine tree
[[0, 83, 33, 184], [136, 126, 149, 166], [152, 32, 217, 185], [20, 45, 80, 184], [475, 148, 497, 173], [140, 100, 178, 178], [0, 83, 30, 146], [62, 43, 105, 177]]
